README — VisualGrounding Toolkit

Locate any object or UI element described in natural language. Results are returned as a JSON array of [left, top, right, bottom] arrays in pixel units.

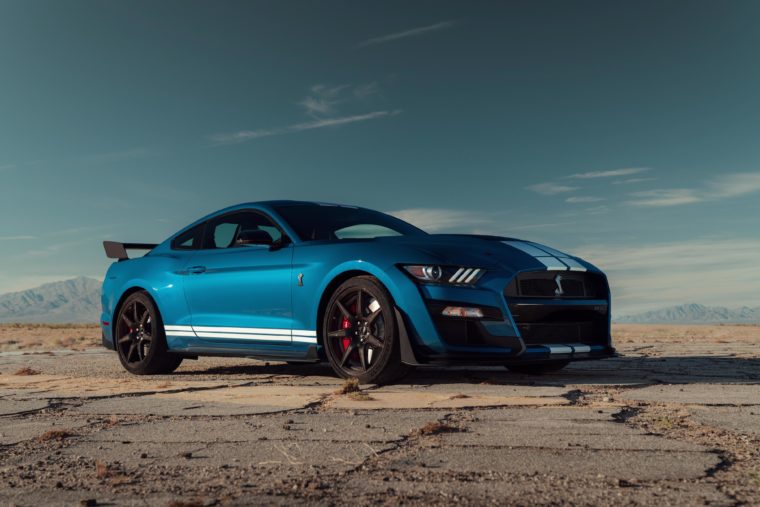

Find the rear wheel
[[115, 291, 183, 375], [322, 276, 410, 384], [505, 360, 569, 375]]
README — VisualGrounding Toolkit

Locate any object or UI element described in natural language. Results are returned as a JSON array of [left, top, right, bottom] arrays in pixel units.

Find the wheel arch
[[110, 286, 151, 339], [315, 269, 375, 346], [313, 268, 420, 365]]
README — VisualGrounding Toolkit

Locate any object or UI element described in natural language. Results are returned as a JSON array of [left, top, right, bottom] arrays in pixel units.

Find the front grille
[[506, 271, 610, 346], [509, 304, 609, 345], [505, 271, 607, 299]]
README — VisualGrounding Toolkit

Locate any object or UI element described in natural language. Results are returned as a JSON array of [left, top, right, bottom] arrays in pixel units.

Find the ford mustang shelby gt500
[[101, 201, 614, 383]]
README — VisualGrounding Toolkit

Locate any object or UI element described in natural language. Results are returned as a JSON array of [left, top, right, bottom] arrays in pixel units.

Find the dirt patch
[[347, 391, 374, 401], [414, 421, 461, 436], [13, 366, 40, 376], [0, 323, 100, 352], [335, 377, 361, 395], [619, 403, 760, 504], [37, 429, 75, 442]]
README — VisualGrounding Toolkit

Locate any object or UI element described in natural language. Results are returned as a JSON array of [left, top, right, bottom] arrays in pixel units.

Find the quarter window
[[205, 211, 283, 249], [171, 223, 205, 250]]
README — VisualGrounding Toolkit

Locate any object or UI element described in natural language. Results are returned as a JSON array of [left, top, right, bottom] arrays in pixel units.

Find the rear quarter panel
[[101, 252, 193, 343]]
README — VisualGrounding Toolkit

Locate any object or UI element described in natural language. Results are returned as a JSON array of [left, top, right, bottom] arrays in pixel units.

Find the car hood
[[372, 234, 600, 274]]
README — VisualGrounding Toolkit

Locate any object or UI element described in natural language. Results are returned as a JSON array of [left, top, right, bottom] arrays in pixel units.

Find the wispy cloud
[[627, 172, 760, 207], [388, 208, 493, 232], [298, 84, 350, 117], [626, 188, 700, 207], [565, 196, 605, 204], [211, 110, 401, 145], [508, 221, 575, 231], [298, 83, 379, 118], [569, 167, 650, 179], [528, 182, 579, 195], [708, 172, 760, 198], [612, 177, 657, 185], [0, 164, 16, 171], [0, 235, 35, 241], [212, 82, 394, 145], [575, 238, 760, 315], [358, 20, 456, 47]]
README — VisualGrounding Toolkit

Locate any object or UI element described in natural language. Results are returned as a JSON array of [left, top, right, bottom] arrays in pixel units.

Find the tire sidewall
[[322, 276, 398, 382], [115, 292, 167, 375]]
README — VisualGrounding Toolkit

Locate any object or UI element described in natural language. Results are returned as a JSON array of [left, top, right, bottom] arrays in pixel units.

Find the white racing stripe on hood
[[503, 241, 587, 272]]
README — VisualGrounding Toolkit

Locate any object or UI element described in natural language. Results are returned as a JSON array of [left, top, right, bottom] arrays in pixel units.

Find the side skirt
[[171, 345, 321, 363]]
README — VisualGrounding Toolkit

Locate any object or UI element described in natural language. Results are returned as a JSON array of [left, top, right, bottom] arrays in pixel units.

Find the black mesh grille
[[506, 271, 606, 299], [506, 271, 610, 346]]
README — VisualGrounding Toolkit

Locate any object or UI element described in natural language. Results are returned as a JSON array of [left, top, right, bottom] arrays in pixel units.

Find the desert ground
[[0, 323, 758, 506]]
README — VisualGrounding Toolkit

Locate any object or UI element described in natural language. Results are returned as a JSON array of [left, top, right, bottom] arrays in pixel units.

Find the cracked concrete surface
[[0, 324, 759, 506]]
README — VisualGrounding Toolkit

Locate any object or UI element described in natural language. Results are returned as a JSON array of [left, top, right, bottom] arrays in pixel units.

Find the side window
[[205, 211, 283, 249], [171, 223, 205, 250]]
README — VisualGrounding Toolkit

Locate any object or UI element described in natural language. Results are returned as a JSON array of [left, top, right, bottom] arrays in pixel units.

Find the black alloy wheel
[[323, 276, 409, 384], [115, 291, 183, 375]]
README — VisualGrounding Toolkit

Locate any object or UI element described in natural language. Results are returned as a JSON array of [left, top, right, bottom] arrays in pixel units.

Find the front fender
[[304, 260, 440, 358]]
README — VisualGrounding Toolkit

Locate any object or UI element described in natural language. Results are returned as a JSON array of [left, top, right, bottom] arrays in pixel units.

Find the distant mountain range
[[0, 277, 757, 325], [0, 276, 101, 323], [615, 303, 760, 324]]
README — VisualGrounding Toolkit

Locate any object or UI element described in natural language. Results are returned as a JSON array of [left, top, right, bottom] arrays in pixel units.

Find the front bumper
[[401, 271, 614, 365]]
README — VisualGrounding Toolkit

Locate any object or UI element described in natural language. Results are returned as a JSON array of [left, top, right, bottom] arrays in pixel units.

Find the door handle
[[187, 266, 207, 274]]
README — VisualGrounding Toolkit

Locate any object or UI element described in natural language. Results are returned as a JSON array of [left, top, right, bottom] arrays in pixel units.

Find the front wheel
[[115, 291, 183, 375], [505, 360, 569, 375], [322, 276, 410, 385]]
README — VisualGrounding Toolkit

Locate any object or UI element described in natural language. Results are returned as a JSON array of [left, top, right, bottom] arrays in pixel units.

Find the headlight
[[401, 265, 485, 285]]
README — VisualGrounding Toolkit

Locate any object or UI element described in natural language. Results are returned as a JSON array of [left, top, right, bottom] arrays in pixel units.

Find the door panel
[[181, 210, 294, 346], [183, 245, 294, 343]]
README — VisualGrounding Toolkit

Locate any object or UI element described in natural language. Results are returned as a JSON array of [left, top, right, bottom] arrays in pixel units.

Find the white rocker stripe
[[165, 325, 319, 343], [164, 325, 194, 332], [570, 344, 591, 353], [194, 331, 291, 342], [192, 326, 291, 335], [164, 331, 196, 337], [545, 345, 574, 354]]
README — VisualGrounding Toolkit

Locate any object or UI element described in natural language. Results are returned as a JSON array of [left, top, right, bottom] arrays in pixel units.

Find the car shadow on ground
[[174, 355, 760, 386]]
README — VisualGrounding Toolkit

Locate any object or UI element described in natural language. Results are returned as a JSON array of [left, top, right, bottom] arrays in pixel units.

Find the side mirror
[[235, 229, 274, 247]]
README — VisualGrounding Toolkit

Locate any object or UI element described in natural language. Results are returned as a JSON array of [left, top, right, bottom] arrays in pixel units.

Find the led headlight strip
[[402, 265, 485, 285], [448, 267, 482, 284]]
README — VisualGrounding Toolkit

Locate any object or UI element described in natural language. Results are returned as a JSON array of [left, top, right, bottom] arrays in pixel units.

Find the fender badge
[[297, 273, 304, 286]]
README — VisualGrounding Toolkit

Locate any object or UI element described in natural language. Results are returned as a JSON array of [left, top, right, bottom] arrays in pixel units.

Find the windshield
[[273, 204, 427, 241]]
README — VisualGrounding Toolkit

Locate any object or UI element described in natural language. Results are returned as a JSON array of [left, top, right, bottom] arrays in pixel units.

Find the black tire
[[505, 360, 569, 375], [114, 291, 183, 375], [322, 276, 410, 384]]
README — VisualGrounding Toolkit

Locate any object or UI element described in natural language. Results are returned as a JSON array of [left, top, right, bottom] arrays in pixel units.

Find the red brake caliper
[[341, 317, 351, 351]]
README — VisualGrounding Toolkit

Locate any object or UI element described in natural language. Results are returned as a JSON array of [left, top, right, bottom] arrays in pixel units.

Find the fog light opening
[[441, 306, 485, 318]]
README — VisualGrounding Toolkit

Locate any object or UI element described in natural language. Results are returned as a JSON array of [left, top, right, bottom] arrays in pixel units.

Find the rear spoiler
[[103, 241, 158, 260]]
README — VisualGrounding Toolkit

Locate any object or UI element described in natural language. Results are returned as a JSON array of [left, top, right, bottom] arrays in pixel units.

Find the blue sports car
[[101, 201, 614, 383]]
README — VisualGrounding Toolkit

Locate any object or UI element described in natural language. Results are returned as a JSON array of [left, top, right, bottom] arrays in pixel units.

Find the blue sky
[[1, 1, 759, 315]]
